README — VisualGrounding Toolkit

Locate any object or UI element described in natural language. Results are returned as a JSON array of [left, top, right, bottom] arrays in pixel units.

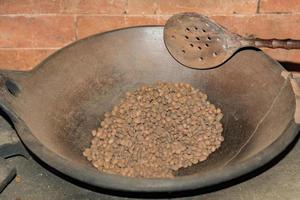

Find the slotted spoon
[[164, 12, 300, 69]]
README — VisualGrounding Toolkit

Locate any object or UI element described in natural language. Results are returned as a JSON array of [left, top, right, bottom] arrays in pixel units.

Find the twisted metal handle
[[245, 38, 300, 49]]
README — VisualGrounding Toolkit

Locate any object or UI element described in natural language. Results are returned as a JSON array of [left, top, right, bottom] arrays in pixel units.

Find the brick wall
[[0, 0, 300, 70]]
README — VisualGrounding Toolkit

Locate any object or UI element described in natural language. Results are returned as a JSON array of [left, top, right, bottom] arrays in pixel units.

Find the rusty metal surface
[[247, 38, 300, 49], [164, 13, 300, 69], [164, 13, 241, 69], [0, 26, 298, 192]]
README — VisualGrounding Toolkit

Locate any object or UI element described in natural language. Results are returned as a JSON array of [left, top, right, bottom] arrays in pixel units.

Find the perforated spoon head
[[164, 12, 242, 69]]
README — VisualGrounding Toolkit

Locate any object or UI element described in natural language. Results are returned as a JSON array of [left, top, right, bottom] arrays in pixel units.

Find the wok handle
[[245, 38, 300, 49], [0, 70, 32, 99]]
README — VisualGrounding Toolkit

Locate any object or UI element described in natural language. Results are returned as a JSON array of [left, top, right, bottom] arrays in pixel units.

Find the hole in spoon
[[198, 46, 202, 50], [194, 27, 198, 30], [186, 28, 191, 32], [202, 29, 206, 33], [190, 43, 194, 47], [182, 50, 186, 53], [196, 37, 200, 40], [185, 35, 189, 39], [207, 36, 211, 41], [205, 43, 209, 47], [199, 57, 203, 61], [213, 52, 218, 57]]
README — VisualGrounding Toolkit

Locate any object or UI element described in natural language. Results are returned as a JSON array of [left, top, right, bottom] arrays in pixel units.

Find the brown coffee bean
[[83, 82, 224, 178]]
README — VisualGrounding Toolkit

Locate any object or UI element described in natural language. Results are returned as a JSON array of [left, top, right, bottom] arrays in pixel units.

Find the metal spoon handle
[[245, 38, 300, 49]]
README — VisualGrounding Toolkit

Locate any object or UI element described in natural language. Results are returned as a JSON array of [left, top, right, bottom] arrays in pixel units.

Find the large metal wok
[[0, 26, 299, 192]]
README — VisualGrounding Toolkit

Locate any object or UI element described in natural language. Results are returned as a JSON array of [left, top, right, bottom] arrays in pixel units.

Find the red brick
[[0, 49, 55, 70], [158, 0, 258, 15], [211, 14, 300, 39], [127, 0, 158, 14], [77, 16, 126, 38], [260, 0, 300, 13], [262, 48, 300, 63], [0, 16, 75, 48], [61, 0, 126, 14], [125, 16, 158, 26], [0, 0, 61, 14]]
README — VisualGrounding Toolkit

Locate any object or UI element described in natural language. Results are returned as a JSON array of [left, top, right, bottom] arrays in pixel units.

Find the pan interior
[[9, 27, 295, 178]]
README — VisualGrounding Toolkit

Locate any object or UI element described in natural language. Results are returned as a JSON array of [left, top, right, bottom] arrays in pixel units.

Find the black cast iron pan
[[0, 26, 299, 192]]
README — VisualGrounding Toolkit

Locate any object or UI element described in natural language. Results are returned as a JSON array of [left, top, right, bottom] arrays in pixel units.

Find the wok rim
[[1, 26, 299, 192]]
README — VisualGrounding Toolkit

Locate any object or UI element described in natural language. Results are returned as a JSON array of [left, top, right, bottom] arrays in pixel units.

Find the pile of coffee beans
[[83, 82, 224, 178]]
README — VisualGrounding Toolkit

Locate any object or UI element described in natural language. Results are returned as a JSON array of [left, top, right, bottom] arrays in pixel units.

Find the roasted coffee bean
[[84, 82, 224, 178]]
